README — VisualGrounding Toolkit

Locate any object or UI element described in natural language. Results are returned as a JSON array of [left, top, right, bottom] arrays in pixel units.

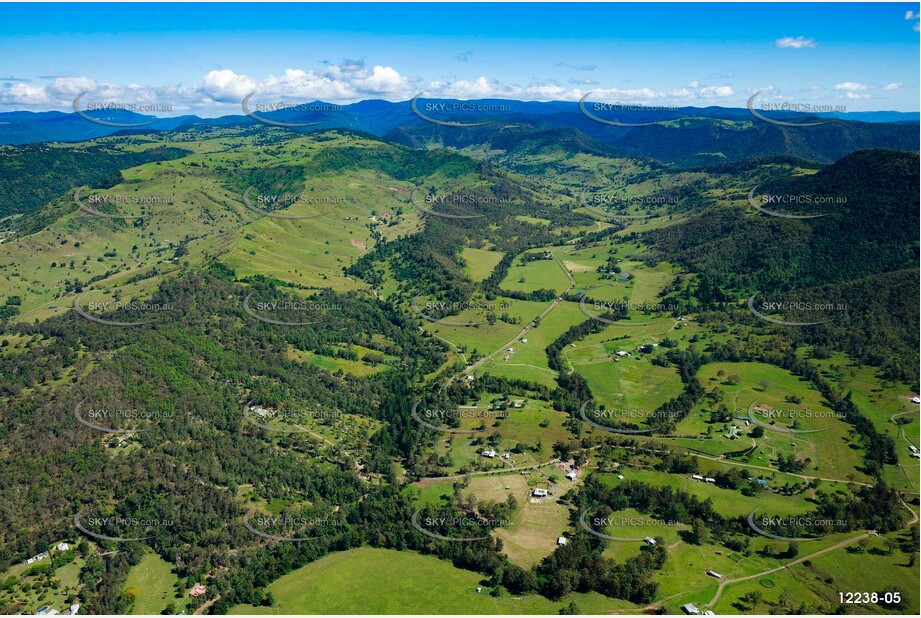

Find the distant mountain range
[[1, 98, 918, 154]]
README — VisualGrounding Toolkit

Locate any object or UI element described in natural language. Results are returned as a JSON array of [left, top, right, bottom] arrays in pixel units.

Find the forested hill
[[643, 148, 919, 291]]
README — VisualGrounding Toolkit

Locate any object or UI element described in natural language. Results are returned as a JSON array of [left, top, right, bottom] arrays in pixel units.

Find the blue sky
[[0, 2, 918, 115]]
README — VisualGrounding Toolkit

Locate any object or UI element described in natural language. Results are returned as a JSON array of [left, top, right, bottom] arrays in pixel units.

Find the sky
[[0, 2, 918, 116]]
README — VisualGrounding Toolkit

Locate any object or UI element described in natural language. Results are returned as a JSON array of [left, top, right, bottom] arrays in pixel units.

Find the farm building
[[531, 488, 548, 497], [557, 536, 568, 546], [706, 569, 723, 579], [566, 471, 577, 481], [481, 449, 497, 458], [643, 537, 657, 546], [681, 603, 700, 615]]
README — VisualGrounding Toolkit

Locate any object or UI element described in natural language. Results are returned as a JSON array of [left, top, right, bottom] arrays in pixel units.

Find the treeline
[[0, 144, 189, 218]]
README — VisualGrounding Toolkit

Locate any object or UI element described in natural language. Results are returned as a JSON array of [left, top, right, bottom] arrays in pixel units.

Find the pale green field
[[684, 362, 870, 483], [461, 247, 505, 282], [476, 301, 586, 387], [228, 547, 563, 614], [500, 253, 571, 295], [122, 553, 187, 615], [597, 468, 818, 518]]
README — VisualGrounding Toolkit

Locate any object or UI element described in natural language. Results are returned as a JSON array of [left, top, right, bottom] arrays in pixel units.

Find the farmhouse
[[911, 396, 920, 404], [189, 583, 207, 598], [681, 603, 700, 615], [481, 449, 497, 458], [643, 537, 657, 546], [531, 488, 549, 497], [557, 536, 568, 546], [56, 542, 70, 551]]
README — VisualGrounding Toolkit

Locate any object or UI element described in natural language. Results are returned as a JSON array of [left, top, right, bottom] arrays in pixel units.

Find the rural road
[[704, 531, 874, 608], [461, 249, 575, 377]]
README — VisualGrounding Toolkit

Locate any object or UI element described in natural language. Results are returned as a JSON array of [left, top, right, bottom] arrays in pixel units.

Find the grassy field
[[677, 361, 871, 483], [0, 548, 84, 615], [228, 547, 563, 614], [706, 531, 920, 615], [499, 253, 571, 295], [461, 247, 505, 282], [123, 553, 186, 615], [596, 468, 819, 518]]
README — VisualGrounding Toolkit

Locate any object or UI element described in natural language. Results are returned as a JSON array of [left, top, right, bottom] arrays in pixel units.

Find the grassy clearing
[[461, 247, 505, 282], [228, 547, 562, 614], [123, 553, 186, 615]]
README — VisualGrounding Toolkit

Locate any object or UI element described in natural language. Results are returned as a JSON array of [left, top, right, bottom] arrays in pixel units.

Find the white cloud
[[834, 82, 869, 91], [883, 82, 903, 90], [843, 92, 872, 99], [568, 76, 599, 86], [687, 80, 700, 88], [907, 10, 921, 31], [700, 85, 735, 98], [776, 36, 817, 49], [46, 76, 98, 96], [198, 69, 258, 102], [0, 83, 50, 105]]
